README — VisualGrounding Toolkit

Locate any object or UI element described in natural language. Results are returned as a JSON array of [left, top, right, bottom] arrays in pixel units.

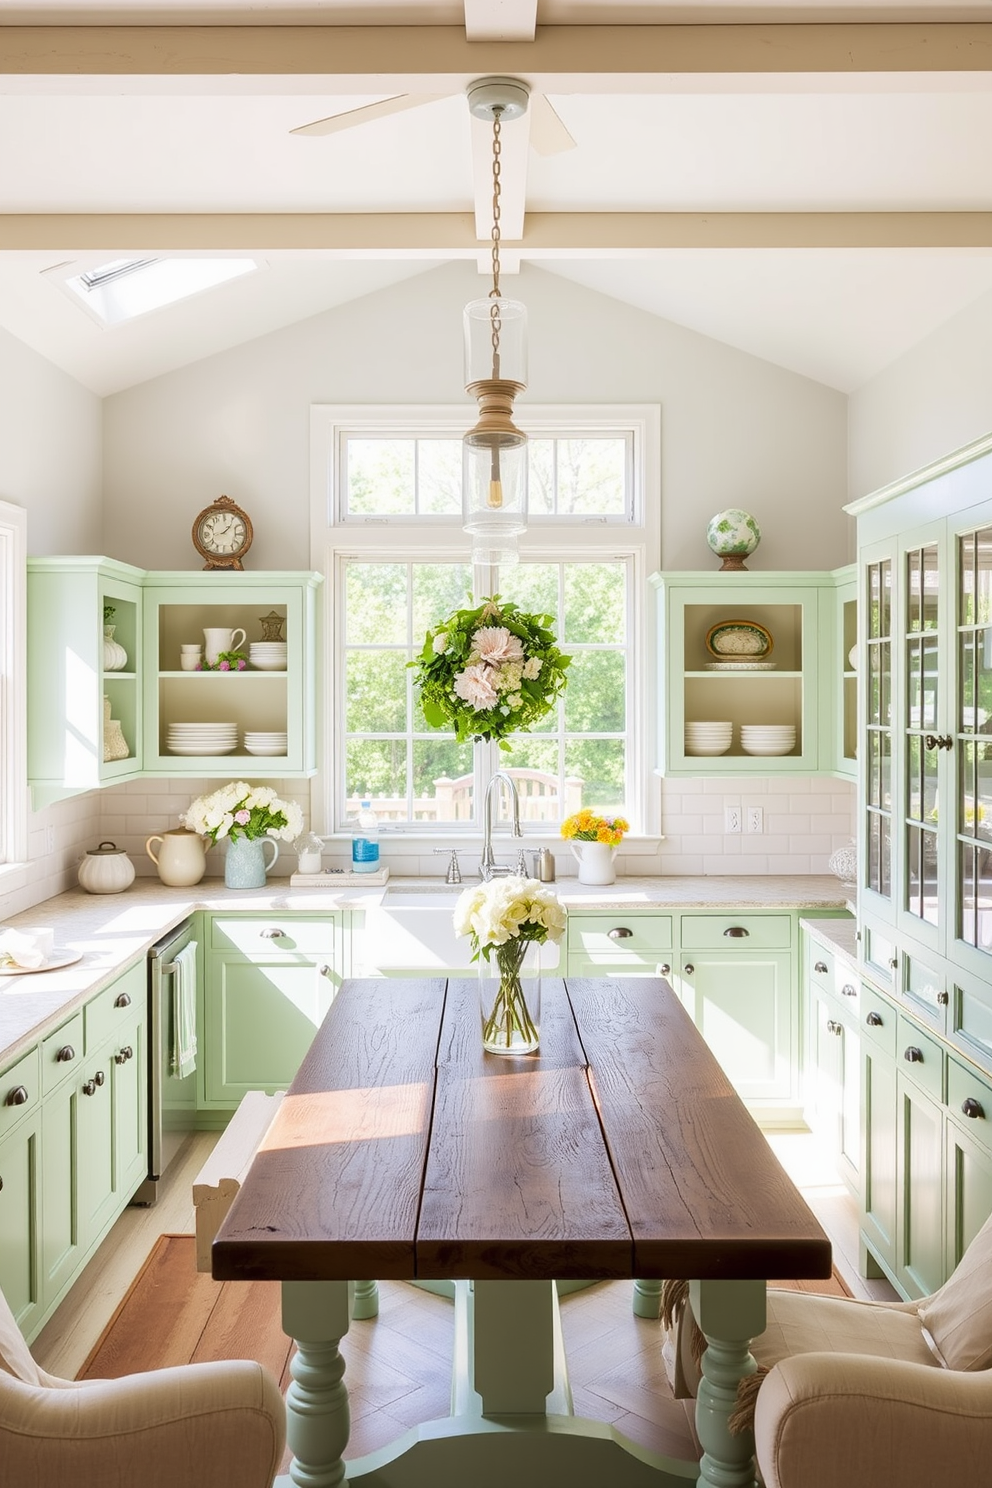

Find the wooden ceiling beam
[[4, 211, 992, 253], [2, 24, 992, 86]]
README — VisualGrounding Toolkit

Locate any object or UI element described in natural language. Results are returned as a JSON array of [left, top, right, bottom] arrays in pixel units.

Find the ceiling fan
[[290, 75, 576, 156]]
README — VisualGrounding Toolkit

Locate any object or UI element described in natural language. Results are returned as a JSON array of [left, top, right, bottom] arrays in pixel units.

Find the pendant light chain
[[489, 107, 503, 379]]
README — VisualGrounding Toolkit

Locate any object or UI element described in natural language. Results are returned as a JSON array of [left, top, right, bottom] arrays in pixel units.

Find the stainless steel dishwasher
[[133, 917, 198, 1205]]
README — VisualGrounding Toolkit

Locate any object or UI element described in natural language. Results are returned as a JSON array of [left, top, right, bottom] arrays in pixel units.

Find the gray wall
[[101, 262, 853, 573]]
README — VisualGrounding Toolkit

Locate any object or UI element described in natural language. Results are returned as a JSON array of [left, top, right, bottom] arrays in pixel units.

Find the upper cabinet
[[141, 572, 321, 779], [851, 441, 992, 1076], [651, 569, 851, 777], [28, 556, 146, 808], [27, 560, 322, 806]]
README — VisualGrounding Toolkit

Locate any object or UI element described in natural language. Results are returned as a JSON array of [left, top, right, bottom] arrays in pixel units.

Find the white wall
[[0, 328, 105, 920], [101, 262, 852, 573], [849, 283, 992, 500]]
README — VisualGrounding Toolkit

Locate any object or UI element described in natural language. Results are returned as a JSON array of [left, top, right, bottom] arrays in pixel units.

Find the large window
[[312, 405, 659, 836], [0, 501, 27, 885]]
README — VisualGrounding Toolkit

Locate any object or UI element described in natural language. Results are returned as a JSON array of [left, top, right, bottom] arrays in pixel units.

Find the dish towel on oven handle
[[170, 939, 198, 1079]]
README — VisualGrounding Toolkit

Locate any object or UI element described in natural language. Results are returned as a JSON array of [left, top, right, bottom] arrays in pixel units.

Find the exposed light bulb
[[488, 447, 503, 508]]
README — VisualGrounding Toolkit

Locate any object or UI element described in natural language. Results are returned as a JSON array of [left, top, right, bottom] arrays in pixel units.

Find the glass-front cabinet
[[851, 447, 992, 1073]]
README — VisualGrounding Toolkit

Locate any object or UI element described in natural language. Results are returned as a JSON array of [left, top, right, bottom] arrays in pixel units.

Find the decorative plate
[[703, 661, 777, 671], [705, 620, 773, 660]]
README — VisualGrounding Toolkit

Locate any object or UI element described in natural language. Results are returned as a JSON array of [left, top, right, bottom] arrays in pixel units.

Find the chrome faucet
[[480, 771, 524, 881]]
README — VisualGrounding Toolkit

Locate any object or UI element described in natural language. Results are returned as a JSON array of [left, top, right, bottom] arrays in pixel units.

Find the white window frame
[[309, 405, 661, 846], [0, 500, 28, 890]]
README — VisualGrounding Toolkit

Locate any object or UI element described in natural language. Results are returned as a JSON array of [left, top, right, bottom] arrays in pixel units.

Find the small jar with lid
[[77, 841, 136, 895]]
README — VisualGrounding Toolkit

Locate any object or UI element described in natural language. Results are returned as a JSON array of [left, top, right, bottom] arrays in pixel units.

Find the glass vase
[[479, 938, 541, 1055]]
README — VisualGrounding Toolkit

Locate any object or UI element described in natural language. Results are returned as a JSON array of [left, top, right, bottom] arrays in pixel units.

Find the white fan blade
[[291, 94, 446, 137], [528, 93, 576, 156]]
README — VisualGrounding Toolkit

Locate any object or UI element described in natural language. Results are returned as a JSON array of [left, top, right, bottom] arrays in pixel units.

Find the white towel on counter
[[170, 939, 198, 1079]]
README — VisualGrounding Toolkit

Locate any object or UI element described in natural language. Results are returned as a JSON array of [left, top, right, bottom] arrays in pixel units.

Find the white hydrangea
[[453, 875, 566, 952], [181, 781, 304, 844]]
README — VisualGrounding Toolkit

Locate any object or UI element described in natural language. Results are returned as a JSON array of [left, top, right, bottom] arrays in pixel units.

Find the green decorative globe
[[706, 508, 762, 571]]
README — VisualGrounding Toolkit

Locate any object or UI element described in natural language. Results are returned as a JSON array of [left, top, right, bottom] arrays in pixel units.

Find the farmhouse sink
[[356, 881, 560, 974], [382, 884, 466, 907]]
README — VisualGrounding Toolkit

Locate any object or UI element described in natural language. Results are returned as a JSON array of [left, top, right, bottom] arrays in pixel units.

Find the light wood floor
[[30, 1124, 897, 1463]]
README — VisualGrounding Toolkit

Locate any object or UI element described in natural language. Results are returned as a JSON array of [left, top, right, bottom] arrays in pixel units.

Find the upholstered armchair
[[0, 1283, 285, 1488], [664, 1210, 992, 1488]]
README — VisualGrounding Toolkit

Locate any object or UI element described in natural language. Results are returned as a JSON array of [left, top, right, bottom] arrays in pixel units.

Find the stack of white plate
[[248, 642, 287, 672], [685, 721, 733, 756], [740, 724, 796, 757], [166, 722, 238, 756], [244, 730, 288, 757]]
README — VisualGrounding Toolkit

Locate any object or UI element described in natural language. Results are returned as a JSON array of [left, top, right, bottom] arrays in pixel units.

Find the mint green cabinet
[[679, 945, 795, 1104], [650, 570, 844, 776], [895, 1071, 945, 1299], [566, 913, 673, 979], [27, 556, 145, 807], [860, 984, 899, 1275], [945, 1056, 992, 1272], [0, 1103, 41, 1335], [141, 571, 321, 778], [0, 959, 148, 1344], [802, 926, 861, 1192], [201, 914, 344, 1109]]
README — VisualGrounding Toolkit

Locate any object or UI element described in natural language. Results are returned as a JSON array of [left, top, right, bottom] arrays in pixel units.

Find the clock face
[[198, 508, 248, 556]]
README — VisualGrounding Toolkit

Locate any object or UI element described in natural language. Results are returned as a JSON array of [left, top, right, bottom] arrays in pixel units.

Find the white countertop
[[1, 875, 851, 1068], [799, 913, 860, 965]]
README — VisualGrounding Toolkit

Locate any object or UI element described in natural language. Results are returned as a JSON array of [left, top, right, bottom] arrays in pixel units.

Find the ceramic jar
[[78, 840, 136, 894], [224, 834, 279, 890], [145, 828, 208, 887], [570, 840, 617, 886], [102, 625, 128, 672]]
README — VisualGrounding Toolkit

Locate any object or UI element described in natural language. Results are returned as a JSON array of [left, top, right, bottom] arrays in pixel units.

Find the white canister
[[77, 841, 136, 894], [145, 828, 208, 887]]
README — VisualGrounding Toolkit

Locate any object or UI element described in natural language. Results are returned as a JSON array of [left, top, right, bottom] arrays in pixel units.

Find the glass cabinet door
[[903, 543, 941, 933], [864, 555, 893, 907], [958, 525, 992, 960]]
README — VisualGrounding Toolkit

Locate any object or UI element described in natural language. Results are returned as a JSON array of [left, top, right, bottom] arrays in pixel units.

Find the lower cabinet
[[860, 985, 899, 1276], [201, 914, 344, 1109], [802, 926, 861, 1192], [0, 958, 147, 1344]]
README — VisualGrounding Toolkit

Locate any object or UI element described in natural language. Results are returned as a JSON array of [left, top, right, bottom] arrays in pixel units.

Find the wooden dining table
[[213, 974, 831, 1488]]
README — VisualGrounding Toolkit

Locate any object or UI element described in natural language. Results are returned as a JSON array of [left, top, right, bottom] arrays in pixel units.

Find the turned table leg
[[281, 1279, 353, 1488], [690, 1278, 766, 1488]]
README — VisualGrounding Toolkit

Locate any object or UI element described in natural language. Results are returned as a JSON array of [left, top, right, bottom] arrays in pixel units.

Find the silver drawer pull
[[114, 992, 131, 1008], [683, 963, 694, 976], [814, 960, 829, 974], [607, 927, 633, 940], [659, 963, 671, 976], [724, 926, 749, 938], [841, 984, 857, 998], [259, 928, 285, 939], [866, 1011, 884, 1028], [962, 1097, 985, 1120], [827, 1020, 843, 1036], [904, 1046, 924, 1064], [319, 965, 333, 978], [56, 1045, 76, 1063], [4, 1086, 29, 1107]]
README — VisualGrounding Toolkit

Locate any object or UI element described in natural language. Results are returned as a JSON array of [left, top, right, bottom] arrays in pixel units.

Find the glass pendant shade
[[463, 432, 528, 567], [463, 297, 528, 386]]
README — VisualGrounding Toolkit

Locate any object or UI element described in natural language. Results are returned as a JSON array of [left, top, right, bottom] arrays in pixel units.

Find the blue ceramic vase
[[224, 834, 279, 889]]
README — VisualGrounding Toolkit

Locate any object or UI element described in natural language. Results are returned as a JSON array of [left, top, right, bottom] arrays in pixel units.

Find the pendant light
[[462, 78, 529, 567]]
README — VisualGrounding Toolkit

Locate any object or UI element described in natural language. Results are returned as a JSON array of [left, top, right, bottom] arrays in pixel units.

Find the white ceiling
[[4, 2, 992, 394]]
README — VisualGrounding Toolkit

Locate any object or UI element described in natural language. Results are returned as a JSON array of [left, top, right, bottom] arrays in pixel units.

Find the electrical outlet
[[724, 805, 742, 834], [746, 806, 764, 834]]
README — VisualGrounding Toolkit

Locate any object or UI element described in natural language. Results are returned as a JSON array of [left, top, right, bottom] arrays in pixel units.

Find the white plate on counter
[[0, 949, 82, 976]]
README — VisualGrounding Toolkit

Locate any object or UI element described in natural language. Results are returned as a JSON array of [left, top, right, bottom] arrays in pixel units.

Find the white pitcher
[[570, 840, 617, 886], [146, 828, 207, 887], [203, 626, 246, 664]]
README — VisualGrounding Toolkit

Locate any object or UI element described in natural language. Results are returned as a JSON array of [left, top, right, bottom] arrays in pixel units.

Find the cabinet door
[[805, 981, 844, 1144], [41, 1076, 81, 1304], [203, 954, 338, 1106], [0, 1111, 42, 1335], [111, 1001, 148, 1201], [76, 1047, 116, 1250], [895, 1073, 945, 1299], [678, 948, 794, 1102], [945, 1118, 992, 1276], [861, 1033, 898, 1274]]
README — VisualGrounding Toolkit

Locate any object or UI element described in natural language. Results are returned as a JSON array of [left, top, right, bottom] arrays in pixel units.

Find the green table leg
[[281, 1279, 353, 1488], [690, 1279, 766, 1488]]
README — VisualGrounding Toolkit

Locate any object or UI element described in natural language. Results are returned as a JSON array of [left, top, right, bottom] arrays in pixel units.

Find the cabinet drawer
[[680, 914, 792, 950], [568, 951, 674, 978], [0, 1048, 40, 1138], [861, 984, 897, 1057], [947, 1058, 992, 1154], [209, 915, 339, 956], [41, 1013, 84, 1095], [85, 961, 145, 1053], [897, 1015, 944, 1103], [566, 915, 673, 956]]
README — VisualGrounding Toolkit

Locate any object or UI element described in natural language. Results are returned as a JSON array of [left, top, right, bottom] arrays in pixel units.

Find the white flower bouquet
[[410, 596, 570, 745], [454, 875, 567, 1053], [181, 781, 304, 845]]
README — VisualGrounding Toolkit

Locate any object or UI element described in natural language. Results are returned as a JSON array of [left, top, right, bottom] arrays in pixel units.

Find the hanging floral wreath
[[410, 596, 571, 745]]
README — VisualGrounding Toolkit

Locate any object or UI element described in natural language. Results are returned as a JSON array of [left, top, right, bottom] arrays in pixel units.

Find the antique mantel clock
[[191, 495, 253, 571]]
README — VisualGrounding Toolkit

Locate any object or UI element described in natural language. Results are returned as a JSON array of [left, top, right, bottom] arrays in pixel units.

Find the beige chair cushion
[[918, 1209, 992, 1369], [753, 1291, 938, 1376], [0, 1292, 43, 1386]]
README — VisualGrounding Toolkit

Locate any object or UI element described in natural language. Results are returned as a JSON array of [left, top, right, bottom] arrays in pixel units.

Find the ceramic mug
[[180, 654, 202, 671], [203, 627, 246, 664]]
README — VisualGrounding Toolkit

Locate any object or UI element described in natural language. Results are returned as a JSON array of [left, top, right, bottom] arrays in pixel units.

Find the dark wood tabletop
[[212, 975, 831, 1286]]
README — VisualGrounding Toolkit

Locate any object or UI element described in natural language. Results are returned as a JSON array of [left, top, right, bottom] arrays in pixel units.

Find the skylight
[[54, 257, 260, 327]]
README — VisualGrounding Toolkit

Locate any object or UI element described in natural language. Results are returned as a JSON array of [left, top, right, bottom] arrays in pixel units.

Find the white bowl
[[686, 742, 733, 756], [248, 657, 287, 671], [244, 745, 286, 756], [741, 741, 796, 756]]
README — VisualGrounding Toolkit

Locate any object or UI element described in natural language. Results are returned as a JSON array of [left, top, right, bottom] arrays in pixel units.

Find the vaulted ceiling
[[3, 1, 992, 394]]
